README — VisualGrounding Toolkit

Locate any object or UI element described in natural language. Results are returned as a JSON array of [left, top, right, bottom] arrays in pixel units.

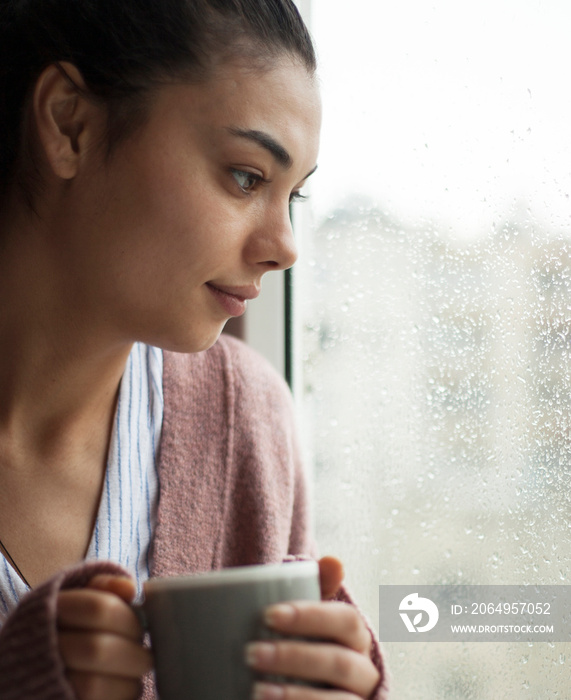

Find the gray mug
[[137, 560, 320, 700]]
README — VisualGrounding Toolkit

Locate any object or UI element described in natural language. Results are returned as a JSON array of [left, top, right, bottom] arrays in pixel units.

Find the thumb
[[318, 556, 344, 600], [86, 574, 136, 603]]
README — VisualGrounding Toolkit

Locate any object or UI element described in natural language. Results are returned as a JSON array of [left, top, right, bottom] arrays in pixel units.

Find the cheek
[[104, 147, 246, 275], [159, 184, 246, 261]]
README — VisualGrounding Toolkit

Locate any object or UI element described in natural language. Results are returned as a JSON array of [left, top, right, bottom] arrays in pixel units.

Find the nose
[[245, 203, 298, 272]]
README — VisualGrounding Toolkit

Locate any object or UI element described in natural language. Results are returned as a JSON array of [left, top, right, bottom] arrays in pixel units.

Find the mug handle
[[131, 602, 148, 630]]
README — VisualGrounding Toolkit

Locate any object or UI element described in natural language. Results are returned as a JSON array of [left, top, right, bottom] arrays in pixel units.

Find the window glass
[[294, 1, 571, 697]]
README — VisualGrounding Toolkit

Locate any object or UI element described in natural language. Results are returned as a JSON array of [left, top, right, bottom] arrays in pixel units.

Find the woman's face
[[55, 57, 321, 352]]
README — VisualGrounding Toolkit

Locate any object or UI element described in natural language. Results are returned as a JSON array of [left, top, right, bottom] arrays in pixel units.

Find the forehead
[[204, 57, 321, 119], [151, 58, 321, 174]]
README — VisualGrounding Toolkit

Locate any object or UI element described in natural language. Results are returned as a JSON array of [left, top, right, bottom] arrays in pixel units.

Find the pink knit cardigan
[[0, 335, 388, 699]]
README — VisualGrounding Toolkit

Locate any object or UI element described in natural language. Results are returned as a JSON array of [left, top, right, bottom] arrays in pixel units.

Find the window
[[289, 1, 571, 697]]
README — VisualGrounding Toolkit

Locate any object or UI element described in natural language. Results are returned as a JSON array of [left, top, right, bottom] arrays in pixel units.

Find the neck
[[0, 206, 133, 465]]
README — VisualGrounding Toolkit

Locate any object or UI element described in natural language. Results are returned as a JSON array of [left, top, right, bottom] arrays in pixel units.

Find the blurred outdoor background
[[293, 1, 571, 697]]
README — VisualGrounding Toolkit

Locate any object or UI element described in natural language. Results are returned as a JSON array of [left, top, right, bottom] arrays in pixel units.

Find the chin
[[155, 322, 225, 354]]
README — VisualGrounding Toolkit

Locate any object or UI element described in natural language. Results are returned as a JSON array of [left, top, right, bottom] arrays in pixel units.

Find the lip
[[206, 282, 260, 317]]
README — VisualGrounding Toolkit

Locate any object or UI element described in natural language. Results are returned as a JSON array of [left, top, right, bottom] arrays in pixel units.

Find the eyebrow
[[227, 127, 293, 169], [226, 127, 318, 182]]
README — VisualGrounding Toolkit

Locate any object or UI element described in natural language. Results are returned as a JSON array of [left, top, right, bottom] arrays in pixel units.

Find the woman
[[0, 1, 387, 698]]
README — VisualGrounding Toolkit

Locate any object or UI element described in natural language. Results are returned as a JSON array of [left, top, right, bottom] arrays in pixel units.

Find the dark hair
[[0, 0, 316, 206]]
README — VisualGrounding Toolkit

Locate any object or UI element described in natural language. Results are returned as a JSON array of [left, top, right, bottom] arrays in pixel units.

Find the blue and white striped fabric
[[85, 342, 163, 601], [0, 342, 163, 623]]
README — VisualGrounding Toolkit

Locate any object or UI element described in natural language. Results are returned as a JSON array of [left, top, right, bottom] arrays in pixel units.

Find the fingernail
[[252, 682, 285, 700], [245, 642, 276, 668], [264, 603, 296, 627]]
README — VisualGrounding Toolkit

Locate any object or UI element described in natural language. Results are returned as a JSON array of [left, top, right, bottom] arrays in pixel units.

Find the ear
[[33, 62, 101, 180]]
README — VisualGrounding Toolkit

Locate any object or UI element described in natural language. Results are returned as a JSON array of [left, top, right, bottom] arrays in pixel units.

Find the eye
[[289, 191, 308, 204], [230, 169, 267, 194]]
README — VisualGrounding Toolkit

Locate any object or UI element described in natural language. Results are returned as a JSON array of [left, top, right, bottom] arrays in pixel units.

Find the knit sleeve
[[0, 561, 130, 700]]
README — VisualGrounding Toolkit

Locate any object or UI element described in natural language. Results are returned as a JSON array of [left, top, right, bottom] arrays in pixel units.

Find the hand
[[245, 557, 380, 699], [57, 574, 153, 700]]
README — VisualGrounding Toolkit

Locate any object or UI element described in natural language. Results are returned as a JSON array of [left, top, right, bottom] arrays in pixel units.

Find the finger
[[318, 557, 344, 600], [264, 601, 371, 653], [253, 681, 357, 700], [245, 640, 379, 699], [58, 589, 144, 641], [59, 630, 153, 679], [67, 670, 142, 700], [87, 575, 137, 603]]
